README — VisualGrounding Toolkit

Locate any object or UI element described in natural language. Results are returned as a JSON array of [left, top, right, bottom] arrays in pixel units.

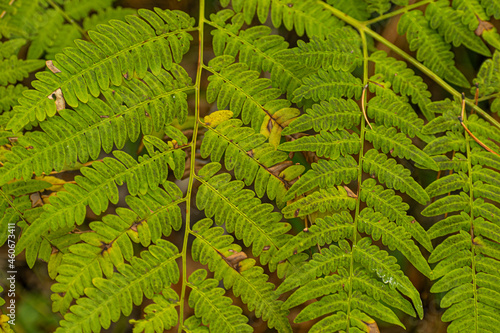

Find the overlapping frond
[[219, 0, 343, 37], [0, 66, 191, 185], [200, 119, 303, 208], [196, 163, 292, 270], [56, 240, 180, 332], [16, 149, 184, 268], [422, 94, 500, 332], [187, 269, 252, 333], [129, 288, 179, 332], [191, 218, 292, 333], [7, 8, 195, 132], [370, 51, 433, 119], [398, 10, 470, 87], [205, 55, 298, 132], [426, 0, 491, 56], [208, 10, 302, 97]]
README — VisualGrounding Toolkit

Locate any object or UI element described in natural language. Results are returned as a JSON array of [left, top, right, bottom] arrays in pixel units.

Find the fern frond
[[370, 51, 433, 117], [187, 269, 252, 333], [61, 0, 115, 20], [274, 27, 363, 73], [16, 150, 184, 267], [281, 186, 356, 219], [358, 208, 431, 277], [195, 165, 291, 270], [200, 120, 303, 208], [366, 90, 425, 138], [426, 0, 491, 56], [453, 0, 488, 30], [282, 97, 361, 135], [129, 288, 179, 333], [279, 130, 360, 159], [208, 11, 301, 97], [284, 156, 358, 201], [482, 0, 500, 19], [292, 66, 363, 103], [398, 10, 470, 87], [56, 240, 180, 332], [220, 0, 343, 37], [472, 51, 500, 97], [0, 67, 191, 183], [424, 131, 466, 155], [0, 39, 27, 58], [50, 184, 183, 313], [191, 218, 292, 333], [205, 55, 298, 132], [6, 8, 195, 131], [362, 149, 430, 205], [327, 0, 370, 21], [272, 212, 354, 263], [83, 7, 138, 31], [365, 125, 439, 170], [0, 56, 45, 86], [360, 178, 433, 252]]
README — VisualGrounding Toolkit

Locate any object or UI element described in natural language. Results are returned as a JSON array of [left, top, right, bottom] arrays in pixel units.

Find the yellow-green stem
[[178, 0, 205, 331]]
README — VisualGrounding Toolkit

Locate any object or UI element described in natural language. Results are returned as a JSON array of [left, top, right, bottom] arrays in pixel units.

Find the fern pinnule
[[128, 288, 179, 332]]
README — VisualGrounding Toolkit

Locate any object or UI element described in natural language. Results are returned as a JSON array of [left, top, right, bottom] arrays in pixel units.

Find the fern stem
[[178, 1, 205, 331], [363, 0, 434, 26], [461, 95, 479, 332], [319, 1, 500, 131], [46, 0, 89, 40]]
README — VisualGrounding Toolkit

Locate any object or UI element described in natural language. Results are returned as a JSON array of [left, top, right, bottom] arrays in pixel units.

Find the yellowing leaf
[[204, 110, 233, 127]]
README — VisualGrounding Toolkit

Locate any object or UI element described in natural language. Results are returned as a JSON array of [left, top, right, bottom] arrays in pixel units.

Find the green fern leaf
[[425, 172, 470, 197], [367, 90, 425, 138], [196, 168, 291, 270], [282, 186, 356, 219], [16, 150, 183, 267], [426, 0, 491, 56], [275, 27, 363, 73], [279, 130, 360, 159], [0, 38, 27, 58], [354, 238, 423, 317], [327, 0, 370, 20], [360, 178, 433, 252], [205, 55, 295, 131], [191, 218, 292, 333], [187, 269, 252, 333], [293, 67, 363, 102], [473, 51, 500, 97], [0, 84, 27, 112], [7, 8, 195, 131], [200, 121, 302, 208], [362, 149, 430, 205], [129, 288, 179, 333], [282, 97, 361, 135], [83, 7, 138, 31], [358, 208, 431, 277], [272, 212, 354, 264], [398, 10, 470, 87], [365, 125, 439, 170], [370, 51, 433, 118], [284, 156, 358, 201], [56, 240, 180, 332], [482, 0, 500, 19], [209, 11, 301, 97], [0, 56, 45, 86], [424, 131, 466, 155], [453, 0, 488, 30], [0, 67, 191, 182], [221, 0, 343, 37]]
